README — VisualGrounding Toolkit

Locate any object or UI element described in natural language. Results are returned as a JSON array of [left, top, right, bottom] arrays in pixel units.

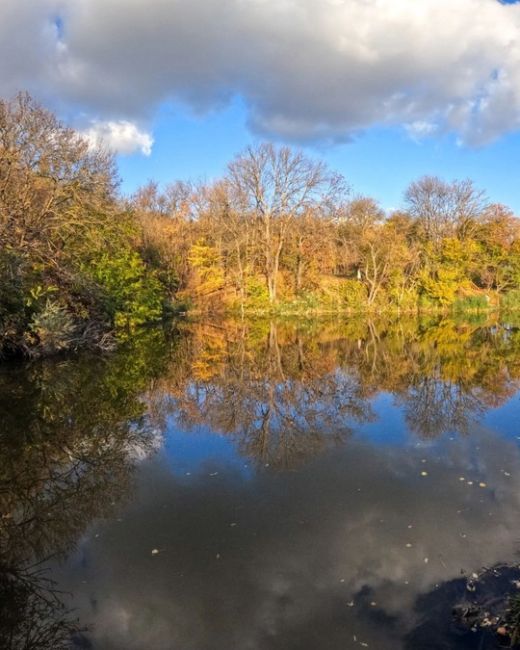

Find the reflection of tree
[[157, 316, 520, 450], [0, 564, 78, 650], [158, 321, 367, 469], [157, 320, 375, 469], [399, 378, 486, 438], [0, 330, 170, 649], [2, 315, 520, 645], [334, 316, 520, 438], [394, 321, 520, 437]]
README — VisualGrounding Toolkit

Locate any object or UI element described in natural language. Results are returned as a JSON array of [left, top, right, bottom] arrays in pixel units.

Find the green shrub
[[244, 276, 270, 309], [501, 289, 520, 311], [340, 279, 368, 311], [451, 295, 490, 312], [83, 250, 164, 331], [28, 299, 77, 354]]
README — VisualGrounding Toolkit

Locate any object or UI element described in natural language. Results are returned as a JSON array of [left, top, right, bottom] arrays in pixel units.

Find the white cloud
[[405, 121, 439, 142], [1, 0, 520, 145], [82, 120, 154, 156]]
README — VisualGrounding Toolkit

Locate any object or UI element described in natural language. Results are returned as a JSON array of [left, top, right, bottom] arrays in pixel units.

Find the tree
[[0, 92, 117, 264], [0, 92, 167, 355], [404, 176, 488, 245], [226, 143, 346, 303], [475, 204, 520, 291]]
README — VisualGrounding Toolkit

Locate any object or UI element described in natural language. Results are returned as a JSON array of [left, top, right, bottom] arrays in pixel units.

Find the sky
[[1, 0, 520, 211]]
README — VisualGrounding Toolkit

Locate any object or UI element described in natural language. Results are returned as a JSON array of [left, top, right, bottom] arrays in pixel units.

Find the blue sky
[[2, 0, 520, 212], [117, 97, 520, 212]]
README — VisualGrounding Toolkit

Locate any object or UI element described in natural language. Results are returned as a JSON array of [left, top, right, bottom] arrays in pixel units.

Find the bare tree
[[226, 143, 347, 303], [404, 176, 488, 245]]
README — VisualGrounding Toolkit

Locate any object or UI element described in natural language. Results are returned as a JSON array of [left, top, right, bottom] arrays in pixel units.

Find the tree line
[[2, 92, 520, 356], [131, 143, 520, 317]]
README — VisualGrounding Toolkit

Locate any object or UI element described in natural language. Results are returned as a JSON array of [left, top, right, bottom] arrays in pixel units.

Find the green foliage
[[245, 275, 271, 308], [451, 295, 490, 313], [340, 279, 368, 311], [0, 94, 170, 357], [27, 299, 77, 354], [419, 268, 464, 305], [501, 289, 520, 311], [84, 250, 164, 331], [187, 240, 225, 302]]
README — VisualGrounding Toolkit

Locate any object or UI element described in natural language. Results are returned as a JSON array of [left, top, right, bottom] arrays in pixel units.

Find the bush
[[244, 276, 270, 310], [451, 295, 491, 312], [83, 250, 164, 331], [501, 289, 520, 311], [340, 279, 368, 311], [27, 299, 77, 355]]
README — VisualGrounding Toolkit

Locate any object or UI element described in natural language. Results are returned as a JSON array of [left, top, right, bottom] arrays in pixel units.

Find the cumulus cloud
[[82, 120, 154, 156], [1, 0, 520, 145]]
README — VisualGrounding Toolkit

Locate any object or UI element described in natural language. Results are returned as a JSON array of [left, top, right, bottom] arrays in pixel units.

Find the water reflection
[[155, 316, 520, 452], [2, 316, 520, 649], [0, 330, 172, 649]]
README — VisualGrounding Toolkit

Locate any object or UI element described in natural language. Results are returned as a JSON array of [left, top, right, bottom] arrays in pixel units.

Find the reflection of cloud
[[120, 428, 164, 462], [3, 1, 520, 144], [57, 429, 520, 649]]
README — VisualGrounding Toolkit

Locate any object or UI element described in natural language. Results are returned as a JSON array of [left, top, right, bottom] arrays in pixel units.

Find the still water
[[2, 316, 520, 649]]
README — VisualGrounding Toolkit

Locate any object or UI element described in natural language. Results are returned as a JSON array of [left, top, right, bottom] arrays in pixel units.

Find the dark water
[[2, 316, 520, 649]]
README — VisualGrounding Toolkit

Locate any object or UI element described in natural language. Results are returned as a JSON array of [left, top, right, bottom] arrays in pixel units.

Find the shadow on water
[[2, 315, 520, 648]]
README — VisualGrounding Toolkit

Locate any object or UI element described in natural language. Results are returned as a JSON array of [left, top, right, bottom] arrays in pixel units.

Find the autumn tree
[[0, 93, 166, 355], [226, 143, 347, 303], [404, 176, 488, 245]]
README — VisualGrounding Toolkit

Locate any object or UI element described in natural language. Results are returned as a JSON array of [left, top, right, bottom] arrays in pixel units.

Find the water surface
[[2, 316, 520, 649]]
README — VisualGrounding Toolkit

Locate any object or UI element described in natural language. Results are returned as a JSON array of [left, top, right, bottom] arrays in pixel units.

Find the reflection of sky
[[354, 393, 410, 446], [55, 388, 520, 650], [483, 395, 520, 440], [163, 414, 254, 480]]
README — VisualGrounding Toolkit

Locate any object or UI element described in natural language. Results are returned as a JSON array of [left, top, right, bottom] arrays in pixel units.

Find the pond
[[2, 315, 520, 649]]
